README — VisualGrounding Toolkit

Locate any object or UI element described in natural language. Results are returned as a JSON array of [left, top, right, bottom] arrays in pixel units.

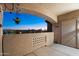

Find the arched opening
[[3, 11, 48, 34], [3, 8, 55, 34], [2, 5, 55, 56]]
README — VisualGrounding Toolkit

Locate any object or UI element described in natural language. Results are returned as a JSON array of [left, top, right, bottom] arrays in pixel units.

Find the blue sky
[[3, 12, 47, 30]]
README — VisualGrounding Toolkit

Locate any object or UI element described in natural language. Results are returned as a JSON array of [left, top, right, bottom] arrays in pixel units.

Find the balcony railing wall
[[3, 32, 54, 56]]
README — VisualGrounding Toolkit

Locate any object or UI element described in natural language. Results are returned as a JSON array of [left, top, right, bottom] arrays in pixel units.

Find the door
[[62, 19, 76, 48], [54, 23, 61, 43]]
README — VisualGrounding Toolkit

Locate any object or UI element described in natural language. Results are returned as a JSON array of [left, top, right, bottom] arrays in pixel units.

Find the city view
[[3, 12, 47, 34]]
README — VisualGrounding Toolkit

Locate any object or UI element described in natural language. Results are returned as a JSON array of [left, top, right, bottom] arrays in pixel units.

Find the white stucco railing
[[3, 32, 54, 56]]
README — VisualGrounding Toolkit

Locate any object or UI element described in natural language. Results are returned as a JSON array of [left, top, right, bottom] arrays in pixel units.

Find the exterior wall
[[45, 32, 54, 46], [3, 32, 54, 56], [0, 35, 2, 56], [58, 10, 79, 48], [56, 10, 79, 44], [61, 19, 76, 48], [0, 5, 3, 56]]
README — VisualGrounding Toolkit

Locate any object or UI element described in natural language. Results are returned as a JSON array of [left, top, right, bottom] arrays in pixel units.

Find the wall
[[61, 19, 76, 48], [55, 10, 79, 44], [0, 5, 3, 56], [45, 32, 54, 46], [57, 10, 79, 48], [3, 32, 54, 56]]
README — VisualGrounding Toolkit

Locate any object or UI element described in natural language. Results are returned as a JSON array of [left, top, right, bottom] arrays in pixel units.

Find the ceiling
[[21, 3, 79, 16], [1, 3, 79, 22], [46, 3, 79, 16], [3, 3, 79, 16]]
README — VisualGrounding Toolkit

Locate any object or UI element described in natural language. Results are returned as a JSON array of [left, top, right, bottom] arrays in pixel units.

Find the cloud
[[3, 24, 47, 30]]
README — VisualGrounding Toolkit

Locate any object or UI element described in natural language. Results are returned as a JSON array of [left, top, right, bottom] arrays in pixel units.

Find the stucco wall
[[58, 10, 79, 48], [0, 5, 3, 56], [54, 10, 79, 44], [0, 35, 2, 56], [3, 32, 54, 56]]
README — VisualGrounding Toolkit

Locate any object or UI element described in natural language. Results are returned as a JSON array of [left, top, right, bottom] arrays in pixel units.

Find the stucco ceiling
[[44, 3, 79, 16], [2, 3, 79, 22], [20, 3, 79, 16]]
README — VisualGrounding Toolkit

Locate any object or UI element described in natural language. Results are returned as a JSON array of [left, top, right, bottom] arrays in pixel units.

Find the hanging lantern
[[14, 17, 20, 24]]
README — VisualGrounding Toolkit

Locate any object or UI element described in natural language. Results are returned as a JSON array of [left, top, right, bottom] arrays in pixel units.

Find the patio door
[[61, 19, 77, 48]]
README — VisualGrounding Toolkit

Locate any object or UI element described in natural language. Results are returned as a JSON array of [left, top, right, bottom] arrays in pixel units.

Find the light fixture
[[14, 17, 20, 24]]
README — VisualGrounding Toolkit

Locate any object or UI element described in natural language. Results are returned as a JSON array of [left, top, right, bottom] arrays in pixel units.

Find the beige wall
[[3, 32, 54, 56], [45, 32, 54, 46], [57, 10, 79, 44], [62, 19, 76, 48], [0, 5, 3, 56], [0, 35, 2, 56], [58, 10, 79, 48]]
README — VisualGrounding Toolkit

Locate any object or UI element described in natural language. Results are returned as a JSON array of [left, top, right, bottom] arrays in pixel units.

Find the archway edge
[[20, 8, 56, 24], [1, 3, 56, 24]]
